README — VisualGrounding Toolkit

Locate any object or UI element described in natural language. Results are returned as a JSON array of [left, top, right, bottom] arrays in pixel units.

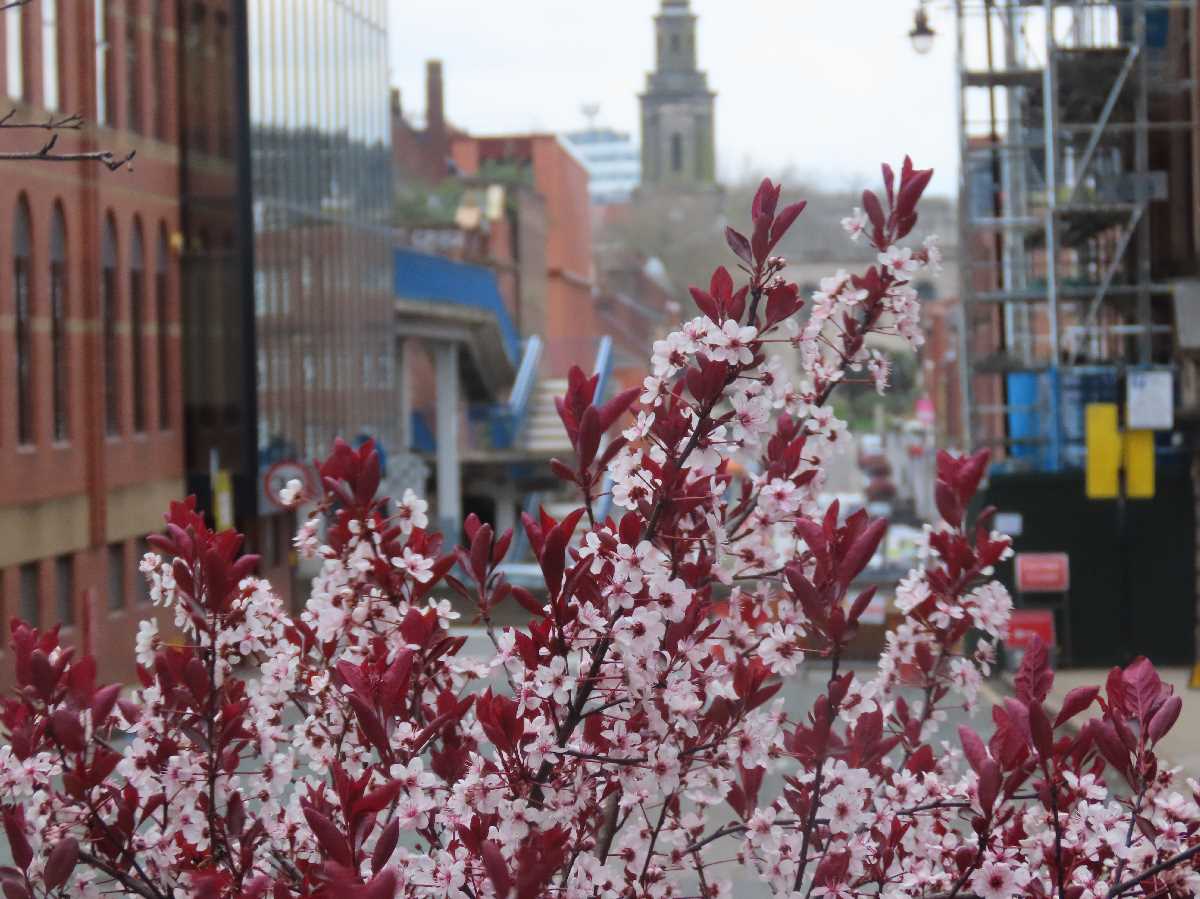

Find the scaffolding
[[955, 0, 1195, 469]]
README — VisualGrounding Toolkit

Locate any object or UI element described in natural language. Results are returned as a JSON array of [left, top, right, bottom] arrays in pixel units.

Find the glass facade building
[[563, 128, 641, 205], [180, 0, 394, 527]]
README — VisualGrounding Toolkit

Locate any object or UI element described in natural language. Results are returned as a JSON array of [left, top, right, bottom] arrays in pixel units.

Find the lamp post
[[909, 2, 936, 54]]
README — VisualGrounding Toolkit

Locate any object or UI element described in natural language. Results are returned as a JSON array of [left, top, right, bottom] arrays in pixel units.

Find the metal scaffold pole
[[955, 0, 974, 452], [1043, 0, 1062, 471], [1134, 0, 1153, 363]]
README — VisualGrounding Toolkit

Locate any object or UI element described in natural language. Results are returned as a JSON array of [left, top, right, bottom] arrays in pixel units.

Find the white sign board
[[994, 511, 1024, 537], [1126, 369, 1173, 431]]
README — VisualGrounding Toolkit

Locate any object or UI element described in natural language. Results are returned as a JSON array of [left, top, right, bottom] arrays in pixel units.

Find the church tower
[[639, 0, 716, 189]]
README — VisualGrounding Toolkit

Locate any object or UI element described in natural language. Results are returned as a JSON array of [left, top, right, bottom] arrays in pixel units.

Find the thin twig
[[77, 849, 165, 899], [553, 748, 647, 765], [0, 108, 85, 130]]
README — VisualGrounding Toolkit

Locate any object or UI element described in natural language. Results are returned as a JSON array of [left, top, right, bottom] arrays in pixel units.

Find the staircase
[[521, 378, 571, 455]]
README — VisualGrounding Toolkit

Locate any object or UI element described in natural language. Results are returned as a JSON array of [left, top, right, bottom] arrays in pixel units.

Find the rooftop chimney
[[426, 60, 445, 137]]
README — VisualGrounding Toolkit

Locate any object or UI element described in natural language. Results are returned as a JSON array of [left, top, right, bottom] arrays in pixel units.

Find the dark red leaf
[[725, 226, 753, 264], [958, 725, 989, 776], [768, 201, 806, 252], [43, 837, 78, 891], [689, 286, 720, 323], [480, 841, 511, 898], [1148, 695, 1182, 744], [1054, 686, 1099, 728], [577, 406, 601, 471], [836, 517, 888, 587], [1029, 701, 1053, 759], [2, 811, 31, 872], [372, 818, 400, 874]]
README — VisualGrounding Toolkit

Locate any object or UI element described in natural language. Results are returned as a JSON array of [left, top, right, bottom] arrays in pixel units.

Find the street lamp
[[909, 3, 936, 54]]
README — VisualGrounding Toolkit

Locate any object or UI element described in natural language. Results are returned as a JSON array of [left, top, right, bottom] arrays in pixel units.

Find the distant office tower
[[564, 127, 641, 205]]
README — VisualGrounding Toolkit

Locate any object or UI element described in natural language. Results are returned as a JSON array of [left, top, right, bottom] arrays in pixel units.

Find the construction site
[[952, 0, 1200, 666]]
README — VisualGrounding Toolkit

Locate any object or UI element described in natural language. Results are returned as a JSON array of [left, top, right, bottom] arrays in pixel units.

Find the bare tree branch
[[0, 101, 135, 171], [0, 109, 85, 130], [0, 0, 33, 11], [0, 132, 135, 171]]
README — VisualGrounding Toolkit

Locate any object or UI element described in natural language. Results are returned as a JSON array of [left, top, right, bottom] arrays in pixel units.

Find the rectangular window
[[19, 562, 38, 627], [41, 0, 57, 111], [103, 264, 118, 434], [6, 3, 22, 100], [55, 555, 73, 626], [124, 11, 139, 132], [94, 0, 109, 125], [14, 251, 31, 445], [107, 542, 125, 611], [131, 268, 145, 431], [151, 6, 164, 138]]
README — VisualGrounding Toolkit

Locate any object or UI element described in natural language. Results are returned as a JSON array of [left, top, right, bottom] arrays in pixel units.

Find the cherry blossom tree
[[2, 159, 1198, 898]]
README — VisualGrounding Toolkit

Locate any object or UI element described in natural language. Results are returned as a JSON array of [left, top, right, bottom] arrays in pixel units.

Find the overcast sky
[[388, 1, 961, 195]]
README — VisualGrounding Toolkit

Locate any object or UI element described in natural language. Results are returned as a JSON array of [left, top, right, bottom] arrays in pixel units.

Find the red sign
[[1015, 552, 1070, 593], [263, 460, 317, 510], [1006, 609, 1056, 652]]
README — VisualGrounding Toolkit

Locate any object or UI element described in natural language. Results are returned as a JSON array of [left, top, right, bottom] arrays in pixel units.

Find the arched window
[[670, 132, 683, 174], [6, 0, 24, 101], [50, 205, 67, 441], [13, 197, 32, 445], [41, 0, 57, 110], [102, 215, 118, 435], [130, 219, 145, 432], [125, 0, 140, 132], [156, 226, 169, 428]]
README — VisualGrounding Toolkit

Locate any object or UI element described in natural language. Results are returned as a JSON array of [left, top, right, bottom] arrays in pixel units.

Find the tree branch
[[0, 134, 135, 170], [78, 849, 167, 899], [0, 110, 136, 170]]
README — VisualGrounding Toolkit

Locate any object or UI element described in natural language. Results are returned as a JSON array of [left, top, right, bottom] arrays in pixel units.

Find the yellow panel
[[1124, 429, 1155, 499], [213, 470, 235, 532], [1085, 403, 1121, 499]]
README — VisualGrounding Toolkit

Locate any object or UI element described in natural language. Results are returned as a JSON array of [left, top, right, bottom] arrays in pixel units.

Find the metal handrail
[[593, 335, 614, 403], [509, 334, 543, 424]]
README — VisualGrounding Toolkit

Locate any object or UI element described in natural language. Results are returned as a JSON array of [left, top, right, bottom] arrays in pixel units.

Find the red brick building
[[452, 134, 599, 376], [0, 0, 183, 682]]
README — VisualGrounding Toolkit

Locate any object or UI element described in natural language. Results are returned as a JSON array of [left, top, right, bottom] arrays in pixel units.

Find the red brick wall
[[0, 0, 184, 687]]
